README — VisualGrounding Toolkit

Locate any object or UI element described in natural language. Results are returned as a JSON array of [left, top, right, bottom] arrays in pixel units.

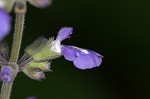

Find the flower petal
[[89, 50, 104, 58], [73, 53, 97, 69], [90, 51, 102, 66], [56, 27, 73, 42], [61, 45, 77, 61], [61, 46, 103, 70], [0, 9, 11, 41]]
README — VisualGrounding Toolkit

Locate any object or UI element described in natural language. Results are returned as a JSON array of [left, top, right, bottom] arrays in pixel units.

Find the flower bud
[[0, 66, 13, 83], [23, 67, 45, 80]]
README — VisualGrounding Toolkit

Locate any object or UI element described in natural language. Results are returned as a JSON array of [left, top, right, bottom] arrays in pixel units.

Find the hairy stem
[[9, 12, 25, 63], [0, 1, 27, 99]]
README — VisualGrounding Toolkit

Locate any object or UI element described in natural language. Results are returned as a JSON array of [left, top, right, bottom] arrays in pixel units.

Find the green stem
[[0, 1, 26, 99], [9, 12, 25, 63]]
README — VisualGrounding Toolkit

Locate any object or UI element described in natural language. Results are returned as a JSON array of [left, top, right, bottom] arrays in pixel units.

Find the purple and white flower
[[51, 27, 103, 70], [0, 9, 11, 41], [51, 27, 73, 53]]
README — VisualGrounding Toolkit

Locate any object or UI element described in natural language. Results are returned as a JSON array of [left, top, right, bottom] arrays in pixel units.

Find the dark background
[[5, 0, 150, 99]]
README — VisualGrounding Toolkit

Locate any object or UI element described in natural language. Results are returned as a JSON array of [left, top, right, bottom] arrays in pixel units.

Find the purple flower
[[0, 66, 13, 83], [61, 46, 103, 70], [51, 27, 73, 53], [0, 9, 11, 41], [51, 27, 103, 70], [56, 27, 73, 42]]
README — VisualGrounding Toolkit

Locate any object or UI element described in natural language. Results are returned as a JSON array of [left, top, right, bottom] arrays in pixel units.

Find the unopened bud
[[0, 66, 13, 83], [23, 67, 46, 80]]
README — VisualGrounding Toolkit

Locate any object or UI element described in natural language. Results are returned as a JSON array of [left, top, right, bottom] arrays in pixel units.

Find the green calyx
[[20, 36, 62, 80], [27, 61, 51, 71], [22, 61, 51, 80], [23, 66, 45, 80], [26, 37, 61, 61]]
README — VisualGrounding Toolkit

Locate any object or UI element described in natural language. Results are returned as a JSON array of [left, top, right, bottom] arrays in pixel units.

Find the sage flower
[[51, 27, 103, 70]]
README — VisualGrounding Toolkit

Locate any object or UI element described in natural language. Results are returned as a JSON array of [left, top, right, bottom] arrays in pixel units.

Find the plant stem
[[0, 1, 27, 99], [9, 12, 25, 63]]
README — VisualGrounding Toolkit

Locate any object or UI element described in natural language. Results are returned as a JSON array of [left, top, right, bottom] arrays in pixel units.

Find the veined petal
[[61, 45, 77, 61], [90, 51, 102, 66], [74, 53, 96, 69], [61, 46, 103, 70]]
